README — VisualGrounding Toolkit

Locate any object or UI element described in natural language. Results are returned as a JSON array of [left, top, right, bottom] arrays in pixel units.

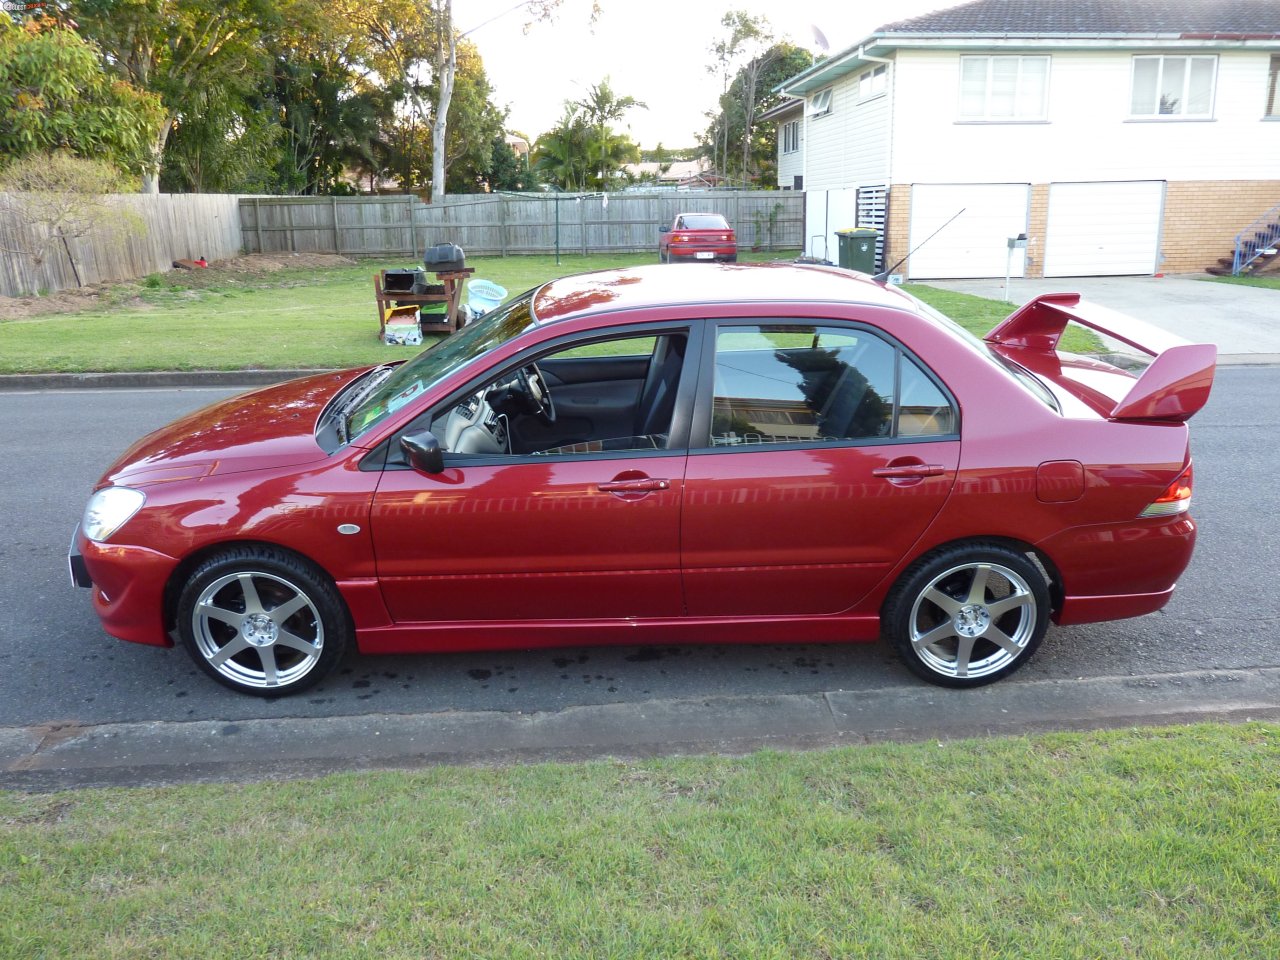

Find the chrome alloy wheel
[[191, 570, 325, 690], [907, 561, 1037, 680]]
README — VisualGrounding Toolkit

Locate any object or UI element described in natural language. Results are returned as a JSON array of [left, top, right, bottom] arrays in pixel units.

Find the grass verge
[[0, 252, 1099, 373], [1203, 273, 1280, 291], [2, 723, 1278, 958]]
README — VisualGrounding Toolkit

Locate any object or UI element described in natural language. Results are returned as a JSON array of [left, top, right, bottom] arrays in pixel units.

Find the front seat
[[634, 335, 686, 439]]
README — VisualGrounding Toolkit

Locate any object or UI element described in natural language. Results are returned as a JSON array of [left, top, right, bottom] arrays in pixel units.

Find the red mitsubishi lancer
[[71, 263, 1214, 696]]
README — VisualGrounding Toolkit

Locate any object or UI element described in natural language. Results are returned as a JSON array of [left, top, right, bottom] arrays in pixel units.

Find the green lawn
[[2, 724, 1277, 958], [0, 252, 1087, 374], [1203, 273, 1280, 291]]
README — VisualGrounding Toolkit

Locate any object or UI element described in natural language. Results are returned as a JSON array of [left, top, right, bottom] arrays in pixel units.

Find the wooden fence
[[0, 193, 246, 298], [239, 192, 806, 258]]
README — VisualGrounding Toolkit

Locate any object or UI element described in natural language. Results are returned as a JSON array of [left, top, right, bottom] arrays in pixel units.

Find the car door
[[369, 326, 699, 625], [681, 320, 960, 617]]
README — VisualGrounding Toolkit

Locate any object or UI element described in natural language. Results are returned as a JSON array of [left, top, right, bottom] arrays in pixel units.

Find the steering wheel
[[516, 363, 557, 424]]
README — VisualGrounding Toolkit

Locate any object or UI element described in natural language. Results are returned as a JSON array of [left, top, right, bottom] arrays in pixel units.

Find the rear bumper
[[1040, 514, 1196, 626], [1055, 585, 1176, 626], [74, 530, 178, 647], [668, 246, 737, 262]]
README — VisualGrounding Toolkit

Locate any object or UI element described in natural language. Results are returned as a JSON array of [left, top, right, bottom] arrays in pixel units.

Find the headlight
[[82, 487, 146, 543]]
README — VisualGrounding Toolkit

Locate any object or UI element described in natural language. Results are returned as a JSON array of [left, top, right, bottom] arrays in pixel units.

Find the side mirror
[[659, 226, 670, 233], [400, 430, 444, 474]]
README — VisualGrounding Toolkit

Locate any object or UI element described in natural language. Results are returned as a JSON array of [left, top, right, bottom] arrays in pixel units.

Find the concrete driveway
[[923, 274, 1279, 359]]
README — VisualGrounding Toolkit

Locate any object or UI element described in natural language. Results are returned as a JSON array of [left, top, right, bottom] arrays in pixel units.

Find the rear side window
[[707, 324, 955, 446]]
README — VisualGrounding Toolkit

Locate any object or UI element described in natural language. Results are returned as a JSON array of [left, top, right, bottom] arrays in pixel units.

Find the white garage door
[[1043, 181, 1164, 277], [907, 183, 1030, 279]]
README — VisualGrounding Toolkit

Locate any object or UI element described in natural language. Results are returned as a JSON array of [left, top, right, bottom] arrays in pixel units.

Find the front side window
[[1266, 55, 1280, 117], [1130, 55, 1216, 117], [706, 324, 954, 447], [959, 55, 1049, 120]]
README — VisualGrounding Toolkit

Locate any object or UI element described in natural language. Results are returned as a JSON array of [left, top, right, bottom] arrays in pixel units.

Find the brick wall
[[1159, 180, 1280, 274], [1025, 184, 1050, 278], [884, 184, 912, 277]]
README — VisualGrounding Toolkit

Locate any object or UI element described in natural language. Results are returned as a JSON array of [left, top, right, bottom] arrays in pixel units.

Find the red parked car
[[659, 212, 737, 263], [71, 264, 1215, 696]]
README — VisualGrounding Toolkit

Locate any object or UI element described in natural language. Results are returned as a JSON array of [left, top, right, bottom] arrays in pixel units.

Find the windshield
[[346, 291, 536, 440]]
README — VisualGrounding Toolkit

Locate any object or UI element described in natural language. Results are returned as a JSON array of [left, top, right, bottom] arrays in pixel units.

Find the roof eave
[[774, 29, 1280, 95]]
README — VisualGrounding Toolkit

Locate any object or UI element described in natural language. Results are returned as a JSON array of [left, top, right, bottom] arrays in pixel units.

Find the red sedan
[[71, 264, 1215, 696], [659, 212, 737, 263]]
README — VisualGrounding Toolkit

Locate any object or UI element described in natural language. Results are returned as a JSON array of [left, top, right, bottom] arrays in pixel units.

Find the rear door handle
[[598, 478, 671, 492], [872, 464, 945, 479]]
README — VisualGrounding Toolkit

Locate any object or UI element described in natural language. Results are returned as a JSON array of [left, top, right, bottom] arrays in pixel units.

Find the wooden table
[[373, 267, 475, 339]]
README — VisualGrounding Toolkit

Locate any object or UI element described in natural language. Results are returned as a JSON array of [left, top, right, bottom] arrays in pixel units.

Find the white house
[[773, 0, 1280, 278], [758, 98, 805, 191]]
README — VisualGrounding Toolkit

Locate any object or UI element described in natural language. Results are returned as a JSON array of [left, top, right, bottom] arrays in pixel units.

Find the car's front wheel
[[175, 545, 351, 696], [883, 543, 1049, 688]]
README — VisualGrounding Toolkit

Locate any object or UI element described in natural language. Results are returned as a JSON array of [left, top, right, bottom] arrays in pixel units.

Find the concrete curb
[[0, 370, 331, 392], [1, 354, 1275, 393], [4, 666, 1278, 791]]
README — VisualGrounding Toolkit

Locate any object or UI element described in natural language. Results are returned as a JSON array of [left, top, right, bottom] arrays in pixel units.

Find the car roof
[[531, 262, 921, 325]]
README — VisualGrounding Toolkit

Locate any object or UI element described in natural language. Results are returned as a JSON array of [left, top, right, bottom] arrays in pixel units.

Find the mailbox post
[[1005, 233, 1028, 302]]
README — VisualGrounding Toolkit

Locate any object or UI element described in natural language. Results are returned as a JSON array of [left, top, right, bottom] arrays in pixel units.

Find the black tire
[[882, 543, 1049, 688], [659, 248, 669, 264], [175, 545, 351, 696]]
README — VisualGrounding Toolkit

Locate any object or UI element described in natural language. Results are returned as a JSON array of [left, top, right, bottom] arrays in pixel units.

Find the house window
[[959, 55, 1049, 120], [1267, 56, 1280, 117], [807, 87, 833, 118], [858, 65, 887, 101], [1130, 55, 1216, 117], [782, 120, 800, 154]]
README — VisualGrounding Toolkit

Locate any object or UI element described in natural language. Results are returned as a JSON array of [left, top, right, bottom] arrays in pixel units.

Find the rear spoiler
[[985, 293, 1216, 423]]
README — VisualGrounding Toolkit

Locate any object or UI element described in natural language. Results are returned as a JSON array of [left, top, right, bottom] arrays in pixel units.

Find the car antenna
[[872, 208, 965, 282]]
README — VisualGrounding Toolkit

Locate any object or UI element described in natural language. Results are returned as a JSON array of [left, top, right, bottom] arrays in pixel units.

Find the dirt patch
[[0, 282, 142, 321], [0, 252, 357, 321], [208, 252, 355, 274]]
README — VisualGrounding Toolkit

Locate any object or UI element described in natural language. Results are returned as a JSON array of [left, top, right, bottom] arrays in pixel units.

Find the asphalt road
[[2, 368, 1276, 729]]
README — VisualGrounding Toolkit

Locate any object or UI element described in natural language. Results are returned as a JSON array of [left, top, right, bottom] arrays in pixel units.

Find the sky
[[461, 0, 954, 149]]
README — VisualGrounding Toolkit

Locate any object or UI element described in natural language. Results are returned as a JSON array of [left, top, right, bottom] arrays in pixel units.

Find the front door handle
[[598, 478, 671, 492], [872, 464, 945, 479]]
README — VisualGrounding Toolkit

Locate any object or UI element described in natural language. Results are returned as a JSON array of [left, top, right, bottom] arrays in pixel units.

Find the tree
[[262, 6, 393, 195], [701, 40, 811, 184], [427, 0, 600, 201], [71, 0, 283, 193], [160, 76, 282, 192], [572, 77, 645, 187], [0, 16, 163, 175], [0, 152, 142, 290], [533, 108, 590, 192], [532, 81, 643, 193], [482, 136, 536, 192], [706, 11, 768, 181], [441, 39, 505, 192], [428, 0, 454, 202]]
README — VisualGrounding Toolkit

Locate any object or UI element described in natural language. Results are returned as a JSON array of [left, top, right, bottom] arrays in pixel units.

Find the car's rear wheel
[[175, 546, 351, 696], [883, 543, 1049, 688]]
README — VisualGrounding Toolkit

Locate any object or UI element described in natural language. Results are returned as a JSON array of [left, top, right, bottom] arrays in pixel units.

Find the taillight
[[1140, 463, 1193, 518]]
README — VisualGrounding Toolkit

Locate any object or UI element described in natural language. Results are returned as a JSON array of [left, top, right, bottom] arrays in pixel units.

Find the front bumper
[[68, 524, 92, 588], [70, 526, 178, 647]]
